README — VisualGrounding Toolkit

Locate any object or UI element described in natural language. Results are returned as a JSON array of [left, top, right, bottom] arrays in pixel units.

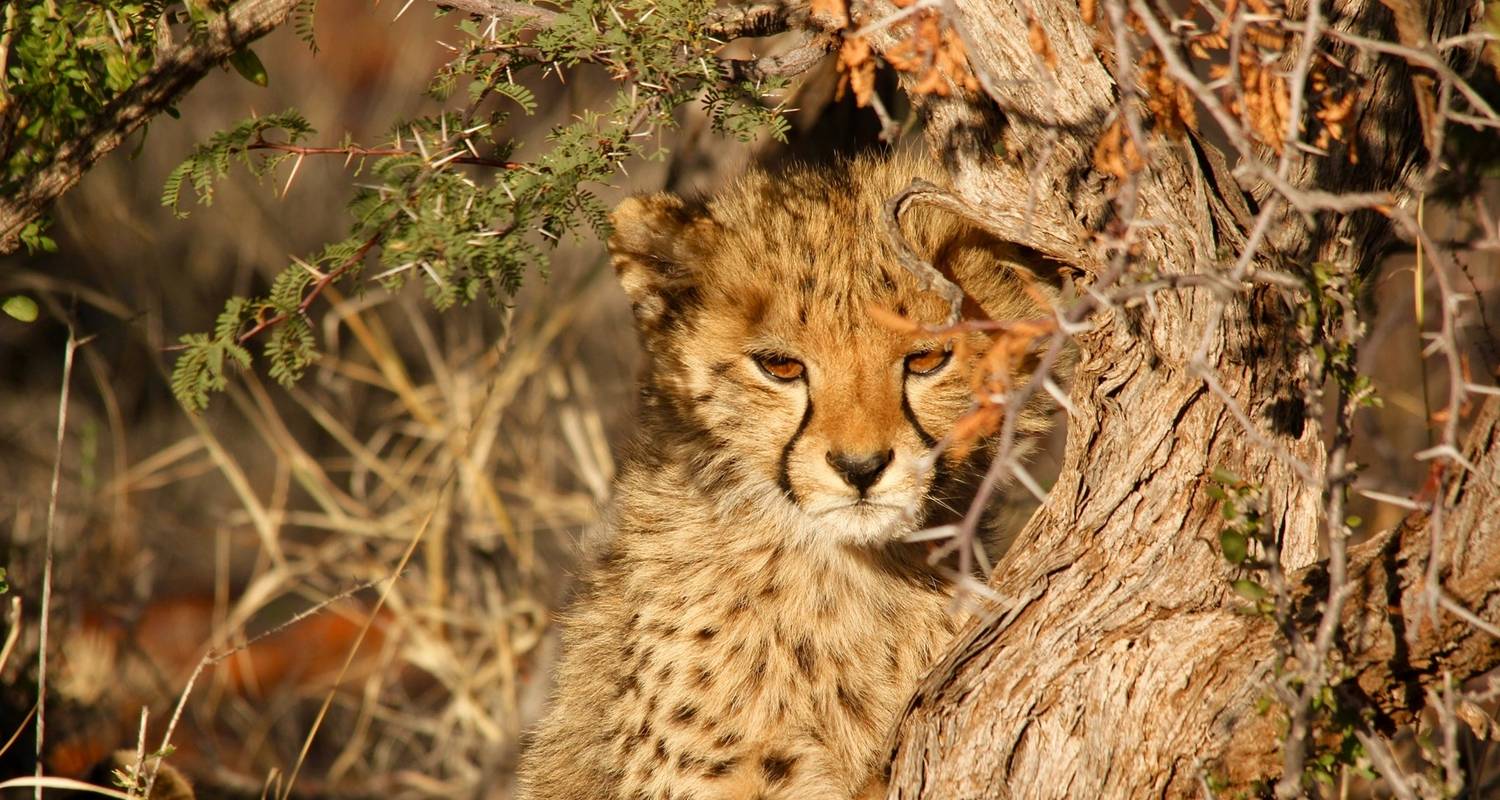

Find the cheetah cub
[[518, 155, 1052, 800]]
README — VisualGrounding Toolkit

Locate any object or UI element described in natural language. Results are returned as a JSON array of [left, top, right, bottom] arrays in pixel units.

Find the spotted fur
[[517, 154, 1054, 800]]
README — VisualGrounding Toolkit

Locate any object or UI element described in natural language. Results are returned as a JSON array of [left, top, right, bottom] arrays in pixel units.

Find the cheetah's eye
[[904, 348, 952, 376], [754, 353, 805, 382]]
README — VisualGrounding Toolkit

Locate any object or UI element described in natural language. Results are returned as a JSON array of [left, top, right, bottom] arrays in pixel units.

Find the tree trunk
[[877, 0, 1499, 794]]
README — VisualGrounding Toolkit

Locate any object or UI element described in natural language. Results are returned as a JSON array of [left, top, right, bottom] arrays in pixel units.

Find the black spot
[[655, 737, 670, 763], [761, 754, 797, 784], [793, 640, 816, 676], [658, 664, 675, 682], [728, 595, 751, 617], [616, 674, 639, 697], [704, 757, 739, 778], [837, 684, 872, 727], [626, 719, 652, 749], [694, 666, 714, 687], [671, 704, 698, 724], [696, 626, 718, 640], [693, 392, 715, 404]]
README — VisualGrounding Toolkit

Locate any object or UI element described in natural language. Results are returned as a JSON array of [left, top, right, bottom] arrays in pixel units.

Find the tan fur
[[518, 154, 1053, 800]]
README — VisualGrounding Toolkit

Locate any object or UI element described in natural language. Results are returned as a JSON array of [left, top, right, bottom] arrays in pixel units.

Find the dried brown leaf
[[811, 0, 851, 31], [837, 35, 878, 107], [1028, 14, 1058, 70]]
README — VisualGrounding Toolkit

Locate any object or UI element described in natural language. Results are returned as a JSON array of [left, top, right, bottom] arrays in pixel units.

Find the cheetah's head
[[609, 157, 1055, 548]]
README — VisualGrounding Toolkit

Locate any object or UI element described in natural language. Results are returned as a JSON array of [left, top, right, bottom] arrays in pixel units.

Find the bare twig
[[885, 179, 968, 324], [34, 326, 77, 800]]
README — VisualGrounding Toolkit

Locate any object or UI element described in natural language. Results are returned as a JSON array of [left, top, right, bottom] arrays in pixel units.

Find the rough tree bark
[[873, 0, 1499, 796]]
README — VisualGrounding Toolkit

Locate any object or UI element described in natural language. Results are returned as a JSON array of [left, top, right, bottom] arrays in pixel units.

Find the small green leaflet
[[3, 296, 39, 322]]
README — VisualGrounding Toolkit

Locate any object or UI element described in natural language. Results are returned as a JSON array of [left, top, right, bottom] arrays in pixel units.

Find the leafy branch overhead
[[166, 0, 798, 411], [0, 0, 310, 252]]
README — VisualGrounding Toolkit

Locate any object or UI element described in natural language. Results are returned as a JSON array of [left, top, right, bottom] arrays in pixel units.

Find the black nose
[[826, 449, 894, 494]]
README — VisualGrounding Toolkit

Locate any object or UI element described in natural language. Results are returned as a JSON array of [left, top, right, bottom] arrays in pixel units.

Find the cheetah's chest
[[604, 551, 955, 799]]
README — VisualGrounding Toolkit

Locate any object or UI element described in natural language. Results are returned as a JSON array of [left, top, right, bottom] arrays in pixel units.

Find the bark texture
[[878, 0, 1498, 795]]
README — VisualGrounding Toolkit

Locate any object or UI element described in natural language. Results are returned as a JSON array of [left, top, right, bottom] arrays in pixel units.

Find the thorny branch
[[235, 233, 382, 346], [246, 138, 524, 171]]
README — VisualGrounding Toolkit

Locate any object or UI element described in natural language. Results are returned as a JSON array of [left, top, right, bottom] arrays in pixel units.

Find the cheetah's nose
[[826, 449, 894, 495]]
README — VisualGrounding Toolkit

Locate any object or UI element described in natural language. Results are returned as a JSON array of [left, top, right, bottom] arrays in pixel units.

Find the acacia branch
[[247, 139, 523, 170], [236, 233, 381, 345], [0, 0, 302, 253]]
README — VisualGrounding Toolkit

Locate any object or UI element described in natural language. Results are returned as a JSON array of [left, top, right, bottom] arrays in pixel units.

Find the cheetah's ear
[[609, 193, 716, 330]]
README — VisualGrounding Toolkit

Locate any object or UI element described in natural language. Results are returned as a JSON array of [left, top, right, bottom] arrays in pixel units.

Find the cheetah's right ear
[[609, 193, 717, 331]]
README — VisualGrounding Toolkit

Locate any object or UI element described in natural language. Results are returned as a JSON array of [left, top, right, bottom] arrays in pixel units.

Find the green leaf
[[229, 48, 269, 87], [0, 566, 8, 594], [1210, 467, 1242, 486], [1232, 579, 1269, 601], [3, 295, 39, 322], [1220, 530, 1248, 565]]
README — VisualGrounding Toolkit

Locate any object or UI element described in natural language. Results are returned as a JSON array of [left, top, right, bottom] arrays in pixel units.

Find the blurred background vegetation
[[0, 1, 1495, 798], [0, 3, 913, 796]]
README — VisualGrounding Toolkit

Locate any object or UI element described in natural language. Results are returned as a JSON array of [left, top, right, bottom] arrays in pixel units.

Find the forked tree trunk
[[875, 0, 1500, 795]]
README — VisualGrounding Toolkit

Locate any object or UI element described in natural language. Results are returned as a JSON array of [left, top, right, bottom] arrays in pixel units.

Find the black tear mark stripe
[[776, 391, 814, 501], [901, 386, 937, 447], [903, 384, 951, 511]]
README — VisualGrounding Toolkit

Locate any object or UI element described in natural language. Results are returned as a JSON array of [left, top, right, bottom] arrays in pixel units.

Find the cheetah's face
[[609, 164, 1050, 547]]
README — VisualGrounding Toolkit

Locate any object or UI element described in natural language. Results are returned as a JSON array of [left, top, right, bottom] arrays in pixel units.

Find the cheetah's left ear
[[609, 193, 717, 331]]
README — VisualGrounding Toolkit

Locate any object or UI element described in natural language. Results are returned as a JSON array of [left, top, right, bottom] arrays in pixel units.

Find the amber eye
[[754, 353, 805, 382], [905, 348, 952, 376]]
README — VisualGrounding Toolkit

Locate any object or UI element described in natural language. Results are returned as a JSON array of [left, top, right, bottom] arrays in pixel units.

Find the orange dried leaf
[[837, 36, 878, 107], [811, 0, 851, 30], [949, 405, 1004, 455], [1028, 15, 1058, 70]]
